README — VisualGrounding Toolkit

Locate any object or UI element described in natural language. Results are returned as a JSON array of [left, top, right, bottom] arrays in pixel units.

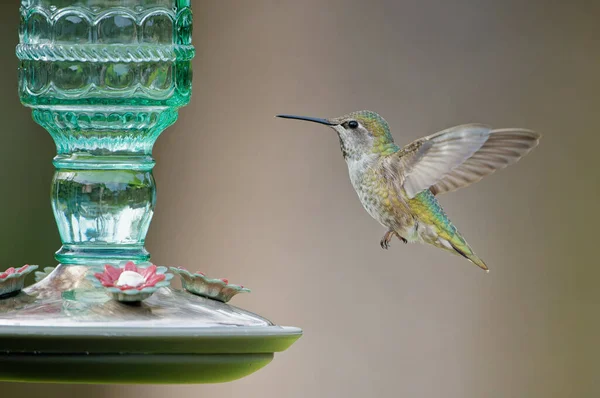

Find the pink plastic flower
[[94, 261, 166, 291], [0, 265, 30, 280], [90, 261, 173, 302], [171, 267, 250, 303], [0, 264, 38, 298]]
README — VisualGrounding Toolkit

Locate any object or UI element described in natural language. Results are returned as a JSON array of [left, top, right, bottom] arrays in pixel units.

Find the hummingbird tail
[[449, 240, 489, 272]]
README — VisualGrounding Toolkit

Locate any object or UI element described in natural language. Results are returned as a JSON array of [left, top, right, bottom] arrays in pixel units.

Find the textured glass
[[18, 0, 194, 265]]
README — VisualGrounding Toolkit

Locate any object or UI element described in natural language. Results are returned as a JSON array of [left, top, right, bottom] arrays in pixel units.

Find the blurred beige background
[[1, 0, 599, 397]]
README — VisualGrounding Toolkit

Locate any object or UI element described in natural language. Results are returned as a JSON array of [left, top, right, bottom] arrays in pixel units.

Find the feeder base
[[0, 265, 301, 384]]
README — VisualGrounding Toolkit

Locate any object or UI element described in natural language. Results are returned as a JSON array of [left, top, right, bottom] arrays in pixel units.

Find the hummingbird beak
[[276, 114, 336, 126]]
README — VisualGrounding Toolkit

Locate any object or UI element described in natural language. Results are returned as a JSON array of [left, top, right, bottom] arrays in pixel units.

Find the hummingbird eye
[[348, 120, 359, 129]]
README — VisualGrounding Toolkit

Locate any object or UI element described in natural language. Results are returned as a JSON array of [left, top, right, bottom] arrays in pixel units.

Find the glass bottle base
[[55, 244, 150, 265]]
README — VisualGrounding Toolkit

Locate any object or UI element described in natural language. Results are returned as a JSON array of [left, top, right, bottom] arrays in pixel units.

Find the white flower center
[[116, 271, 145, 287]]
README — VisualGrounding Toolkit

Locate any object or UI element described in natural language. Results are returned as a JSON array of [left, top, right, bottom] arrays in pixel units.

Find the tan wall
[[1, 0, 598, 397]]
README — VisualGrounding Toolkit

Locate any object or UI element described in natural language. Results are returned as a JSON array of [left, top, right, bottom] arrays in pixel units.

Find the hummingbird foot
[[380, 230, 407, 249]]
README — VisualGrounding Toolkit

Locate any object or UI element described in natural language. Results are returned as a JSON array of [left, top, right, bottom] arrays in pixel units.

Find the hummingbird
[[277, 111, 541, 271]]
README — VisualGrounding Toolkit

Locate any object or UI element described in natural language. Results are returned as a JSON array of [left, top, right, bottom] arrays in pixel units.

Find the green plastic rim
[[0, 325, 302, 355], [0, 353, 274, 384], [0, 326, 301, 384]]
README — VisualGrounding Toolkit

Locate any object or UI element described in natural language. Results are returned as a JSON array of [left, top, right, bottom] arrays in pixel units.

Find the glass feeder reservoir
[[0, 0, 302, 384]]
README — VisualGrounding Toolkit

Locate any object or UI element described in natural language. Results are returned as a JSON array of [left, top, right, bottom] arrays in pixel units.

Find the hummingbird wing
[[397, 124, 540, 199], [428, 128, 541, 195], [398, 124, 492, 199]]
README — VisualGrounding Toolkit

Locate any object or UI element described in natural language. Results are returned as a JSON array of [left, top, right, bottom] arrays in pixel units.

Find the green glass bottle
[[18, 0, 194, 265]]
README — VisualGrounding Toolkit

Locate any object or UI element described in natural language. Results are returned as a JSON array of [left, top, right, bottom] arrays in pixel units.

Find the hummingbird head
[[277, 110, 398, 160]]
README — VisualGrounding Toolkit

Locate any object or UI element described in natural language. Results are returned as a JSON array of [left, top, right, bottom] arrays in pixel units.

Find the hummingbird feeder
[[0, 0, 301, 384]]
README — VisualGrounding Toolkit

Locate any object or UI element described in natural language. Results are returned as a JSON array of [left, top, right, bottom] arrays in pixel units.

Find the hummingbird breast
[[346, 155, 417, 240]]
